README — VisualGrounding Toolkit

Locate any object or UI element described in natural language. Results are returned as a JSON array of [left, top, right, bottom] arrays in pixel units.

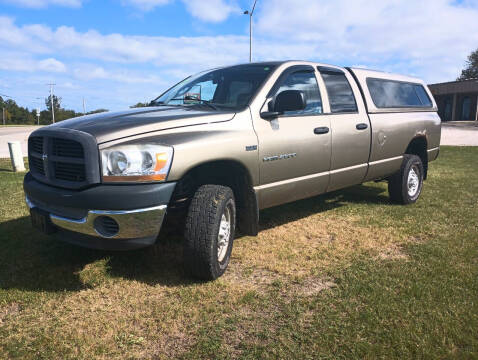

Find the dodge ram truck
[[24, 61, 441, 280]]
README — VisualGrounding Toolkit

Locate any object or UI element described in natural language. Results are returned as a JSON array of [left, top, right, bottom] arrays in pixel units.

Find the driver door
[[253, 65, 331, 209]]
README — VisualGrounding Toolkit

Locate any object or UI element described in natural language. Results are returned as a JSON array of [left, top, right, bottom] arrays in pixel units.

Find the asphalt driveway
[[0, 126, 41, 158]]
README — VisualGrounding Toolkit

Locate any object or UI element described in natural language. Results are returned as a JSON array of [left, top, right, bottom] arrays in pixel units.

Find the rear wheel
[[183, 185, 236, 280], [388, 154, 424, 204]]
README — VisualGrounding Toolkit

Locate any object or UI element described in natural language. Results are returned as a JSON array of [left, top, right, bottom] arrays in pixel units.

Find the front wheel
[[388, 154, 424, 204], [183, 185, 236, 280]]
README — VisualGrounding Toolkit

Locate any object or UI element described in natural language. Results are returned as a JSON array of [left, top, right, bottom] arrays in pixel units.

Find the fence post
[[8, 141, 26, 172]]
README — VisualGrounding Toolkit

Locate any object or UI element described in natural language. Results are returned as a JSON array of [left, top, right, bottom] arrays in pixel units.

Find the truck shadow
[[258, 183, 389, 231], [0, 184, 389, 292]]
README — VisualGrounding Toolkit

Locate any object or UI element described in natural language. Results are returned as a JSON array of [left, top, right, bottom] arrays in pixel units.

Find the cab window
[[271, 70, 323, 116], [318, 67, 358, 113]]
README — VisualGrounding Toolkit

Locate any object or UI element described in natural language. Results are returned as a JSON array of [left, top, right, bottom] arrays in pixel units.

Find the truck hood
[[47, 106, 236, 144]]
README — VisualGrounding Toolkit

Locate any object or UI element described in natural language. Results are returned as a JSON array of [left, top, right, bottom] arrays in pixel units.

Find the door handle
[[356, 123, 368, 130], [314, 127, 329, 135]]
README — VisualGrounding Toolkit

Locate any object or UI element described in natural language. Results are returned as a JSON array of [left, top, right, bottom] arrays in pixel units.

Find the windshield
[[152, 64, 277, 110]]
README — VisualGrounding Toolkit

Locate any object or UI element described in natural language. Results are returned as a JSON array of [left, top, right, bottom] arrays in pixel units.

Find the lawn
[[0, 147, 477, 359]]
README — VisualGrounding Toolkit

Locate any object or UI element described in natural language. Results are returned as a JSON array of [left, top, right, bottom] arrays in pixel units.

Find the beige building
[[428, 79, 478, 122]]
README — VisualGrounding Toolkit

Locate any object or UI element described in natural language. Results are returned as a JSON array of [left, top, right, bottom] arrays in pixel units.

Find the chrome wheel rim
[[407, 165, 420, 197], [217, 206, 231, 262]]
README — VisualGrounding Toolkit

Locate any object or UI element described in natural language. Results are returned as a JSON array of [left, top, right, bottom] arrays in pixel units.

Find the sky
[[0, 0, 477, 113]]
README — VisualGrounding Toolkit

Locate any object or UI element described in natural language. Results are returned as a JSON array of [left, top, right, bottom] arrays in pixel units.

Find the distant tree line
[[0, 95, 108, 126]]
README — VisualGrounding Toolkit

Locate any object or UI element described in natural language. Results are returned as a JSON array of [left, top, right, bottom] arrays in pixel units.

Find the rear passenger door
[[317, 66, 371, 191]]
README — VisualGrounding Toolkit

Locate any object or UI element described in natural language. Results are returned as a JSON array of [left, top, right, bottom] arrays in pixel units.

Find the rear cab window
[[366, 78, 432, 108], [318, 66, 358, 113]]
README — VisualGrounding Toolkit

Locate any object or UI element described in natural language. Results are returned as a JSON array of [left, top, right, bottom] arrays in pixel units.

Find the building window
[[461, 97, 471, 120], [444, 98, 452, 121]]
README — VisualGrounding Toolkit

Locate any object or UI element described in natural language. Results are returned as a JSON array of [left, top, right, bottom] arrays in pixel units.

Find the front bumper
[[24, 172, 176, 250]]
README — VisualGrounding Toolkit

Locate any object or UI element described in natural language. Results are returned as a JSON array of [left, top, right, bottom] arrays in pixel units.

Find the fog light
[[94, 216, 119, 238]]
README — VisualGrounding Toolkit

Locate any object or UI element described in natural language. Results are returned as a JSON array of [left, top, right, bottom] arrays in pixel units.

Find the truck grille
[[28, 130, 99, 189], [53, 161, 86, 182], [29, 136, 43, 154]]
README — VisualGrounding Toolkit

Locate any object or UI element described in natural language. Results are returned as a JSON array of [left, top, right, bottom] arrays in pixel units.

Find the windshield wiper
[[166, 96, 220, 110], [191, 100, 220, 111], [150, 100, 185, 107]]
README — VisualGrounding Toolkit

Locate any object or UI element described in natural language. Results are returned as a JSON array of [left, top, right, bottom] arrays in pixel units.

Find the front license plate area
[[30, 208, 57, 234]]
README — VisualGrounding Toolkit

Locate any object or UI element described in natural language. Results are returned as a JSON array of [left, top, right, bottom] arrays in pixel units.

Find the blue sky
[[0, 0, 477, 113]]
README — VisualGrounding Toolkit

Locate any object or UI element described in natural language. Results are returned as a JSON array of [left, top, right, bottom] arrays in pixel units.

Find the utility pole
[[83, 97, 86, 115], [244, 0, 258, 63], [47, 83, 56, 123], [1, 93, 12, 126]]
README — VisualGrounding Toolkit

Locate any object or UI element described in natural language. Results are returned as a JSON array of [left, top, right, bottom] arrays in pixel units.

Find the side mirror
[[274, 90, 306, 113], [260, 90, 306, 120]]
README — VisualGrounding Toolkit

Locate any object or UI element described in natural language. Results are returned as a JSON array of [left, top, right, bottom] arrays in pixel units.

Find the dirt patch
[[234, 214, 407, 278], [293, 278, 337, 296], [0, 303, 20, 324], [221, 262, 283, 293], [377, 244, 409, 261]]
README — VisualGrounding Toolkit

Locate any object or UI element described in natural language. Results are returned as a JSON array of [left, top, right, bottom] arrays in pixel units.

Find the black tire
[[388, 154, 424, 204], [183, 185, 236, 280]]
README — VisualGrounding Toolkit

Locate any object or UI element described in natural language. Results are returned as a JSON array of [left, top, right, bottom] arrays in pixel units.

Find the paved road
[[441, 123, 478, 146], [0, 126, 41, 158], [1, 123, 477, 158]]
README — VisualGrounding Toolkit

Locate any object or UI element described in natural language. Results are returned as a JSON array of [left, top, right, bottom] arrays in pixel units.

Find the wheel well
[[405, 137, 428, 179], [170, 160, 259, 236]]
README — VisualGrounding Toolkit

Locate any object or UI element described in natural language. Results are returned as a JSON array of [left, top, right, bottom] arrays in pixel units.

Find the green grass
[[0, 147, 477, 359]]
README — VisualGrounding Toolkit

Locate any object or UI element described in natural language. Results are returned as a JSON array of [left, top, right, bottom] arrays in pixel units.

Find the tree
[[86, 109, 109, 115], [130, 102, 150, 108], [45, 94, 62, 113], [458, 48, 478, 80]]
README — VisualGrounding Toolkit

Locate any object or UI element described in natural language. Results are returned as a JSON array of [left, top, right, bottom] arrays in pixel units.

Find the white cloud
[[1, 0, 478, 112], [0, 52, 66, 73], [120, 0, 239, 22], [181, 0, 240, 22], [0, 16, 250, 67], [72, 64, 166, 84], [120, 0, 170, 11], [255, 0, 478, 82], [0, 0, 82, 8], [38, 58, 67, 72]]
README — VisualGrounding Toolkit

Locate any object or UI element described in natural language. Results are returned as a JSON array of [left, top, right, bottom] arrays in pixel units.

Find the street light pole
[[244, 0, 258, 63]]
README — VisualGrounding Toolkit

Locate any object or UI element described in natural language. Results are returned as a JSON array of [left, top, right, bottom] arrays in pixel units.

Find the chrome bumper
[[26, 196, 167, 241]]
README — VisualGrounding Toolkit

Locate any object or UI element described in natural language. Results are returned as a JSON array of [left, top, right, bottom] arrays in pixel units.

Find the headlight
[[101, 144, 173, 183]]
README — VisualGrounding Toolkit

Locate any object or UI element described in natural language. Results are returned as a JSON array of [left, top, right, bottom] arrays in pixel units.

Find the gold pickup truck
[[24, 61, 441, 280]]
